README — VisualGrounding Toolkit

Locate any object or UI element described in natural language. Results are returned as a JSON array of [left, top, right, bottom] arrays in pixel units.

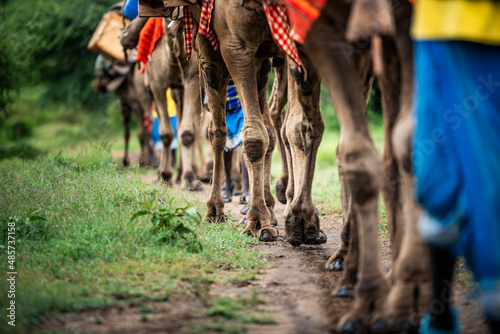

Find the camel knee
[[245, 139, 266, 163], [180, 129, 195, 146], [340, 140, 381, 205], [243, 126, 268, 163], [209, 126, 227, 152], [160, 129, 174, 148]]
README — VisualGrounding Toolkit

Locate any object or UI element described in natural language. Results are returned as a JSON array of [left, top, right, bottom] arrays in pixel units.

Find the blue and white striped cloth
[[225, 79, 244, 151]]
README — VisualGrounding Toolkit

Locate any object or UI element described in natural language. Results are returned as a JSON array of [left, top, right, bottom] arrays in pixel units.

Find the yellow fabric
[[412, 0, 500, 45], [166, 89, 177, 118]]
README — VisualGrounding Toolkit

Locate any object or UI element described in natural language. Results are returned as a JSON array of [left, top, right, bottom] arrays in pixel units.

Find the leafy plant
[[0, 209, 49, 244], [131, 200, 203, 253]]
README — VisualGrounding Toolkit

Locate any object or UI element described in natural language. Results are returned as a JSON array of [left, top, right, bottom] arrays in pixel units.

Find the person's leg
[[428, 247, 455, 330], [222, 150, 233, 202]]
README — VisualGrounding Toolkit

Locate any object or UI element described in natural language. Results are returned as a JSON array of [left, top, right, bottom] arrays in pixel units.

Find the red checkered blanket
[[183, 0, 218, 59], [182, 0, 326, 70]]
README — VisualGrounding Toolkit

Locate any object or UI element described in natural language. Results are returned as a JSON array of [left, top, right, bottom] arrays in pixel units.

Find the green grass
[[0, 144, 266, 333], [0, 82, 388, 333], [190, 290, 275, 333]]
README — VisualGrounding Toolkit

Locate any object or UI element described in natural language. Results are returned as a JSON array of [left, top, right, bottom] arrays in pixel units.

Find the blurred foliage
[[0, 0, 117, 119]]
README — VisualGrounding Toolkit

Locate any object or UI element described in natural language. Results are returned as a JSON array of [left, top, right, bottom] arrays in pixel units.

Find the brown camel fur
[[165, 0, 326, 244], [145, 19, 202, 189], [93, 61, 154, 167], [297, 0, 432, 332]]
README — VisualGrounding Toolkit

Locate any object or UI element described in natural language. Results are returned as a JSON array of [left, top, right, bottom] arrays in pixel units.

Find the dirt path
[[42, 153, 488, 333], [216, 194, 349, 334]]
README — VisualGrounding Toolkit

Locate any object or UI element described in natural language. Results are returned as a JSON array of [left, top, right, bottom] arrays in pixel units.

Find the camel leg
[[119, 98, 131, 167], [171, 88, 184, 183], [382, 4, 432, 330], [282, 105, 295, 218], [136, 79, 154, 168], [136, 110, 151, 167], [221, 50, 277, 241], [149, 81, 174, 185], [256, 60, 278, 227], [269, 60, 289, 205], [305, 22, 388, 333], [284, 53, 326, 246], [325, 144, 352, 272], [197, 37, 230, 223], [178, 58, 203, 191], [332, 204, 359, 298]]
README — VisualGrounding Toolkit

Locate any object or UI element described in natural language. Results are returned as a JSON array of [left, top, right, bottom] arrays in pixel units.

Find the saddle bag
[[88, 11, 130, 61]]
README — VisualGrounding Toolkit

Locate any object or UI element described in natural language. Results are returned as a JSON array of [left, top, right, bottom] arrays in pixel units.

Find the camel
[[292, 0, 432, 332], [122, 16, 203, 189], [156, 0, 327, 245], [93, 58, 154, 167], [256, 0, 431, 331]]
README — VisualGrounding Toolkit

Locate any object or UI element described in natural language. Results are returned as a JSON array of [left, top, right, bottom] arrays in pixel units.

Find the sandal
[[239, 192, 251, 204]]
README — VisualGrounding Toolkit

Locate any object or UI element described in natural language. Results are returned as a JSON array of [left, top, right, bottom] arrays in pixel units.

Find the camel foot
[[183, 181, 203, 192], [240, 205, 250, 215], [285, 211, 324, 247], [386, 319, 417, 334], [333, 285, 354, 298], [275, 179, 287, 204], [240, 219, 278, 241], [158, 171, 173, 186], [371, 317, 389, 333], [198, 171, 213, 184], [259, 227, 279, 242], [328, 259, 344, 272], [123, 158, 129, 167], [338, 317, 362, 334], [304, 229, 327, 245], [203, 199, 225, 223]]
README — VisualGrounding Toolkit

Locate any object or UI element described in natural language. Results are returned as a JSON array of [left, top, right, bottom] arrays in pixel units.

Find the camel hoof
[[304, 230, 327, 245], [339, 318, 362, 334], [289, 238, 302, 247], [198, 171, 213, 184], [396, 319, 417, 334], [271, 216, 278, 226], [371, 318, 388, 333], [333, 285, 353, 298], [240, 205, 250, 215], [183, 182, 203, 192], [328, 259, 344, 272], [259, 229, 276, 242], [275, 180, 287, 204], [257, 226, 280, 242]]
